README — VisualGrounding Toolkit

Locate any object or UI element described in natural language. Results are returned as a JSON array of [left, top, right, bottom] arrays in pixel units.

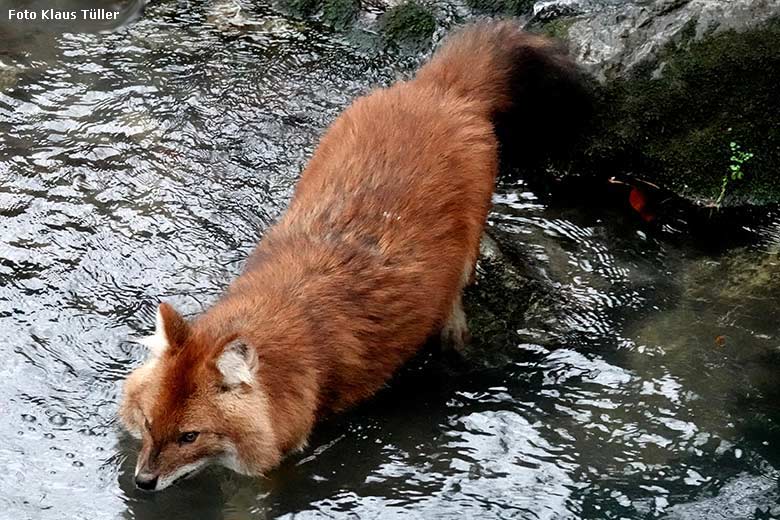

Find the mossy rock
[[0, 65, 18, 91], [538, 17, 574, 40], [322, 0, 360, 30], [465, 232, 561, 351], [560, 18, 780, 207], [277, 0, 321, 18], [465, 0, 534, 16], [380, 1, 437, 49]]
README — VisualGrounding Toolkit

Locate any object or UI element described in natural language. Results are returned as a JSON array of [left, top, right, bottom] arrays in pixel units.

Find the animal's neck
[[195, 231, 374, 453], [196, 267, 326, 454]]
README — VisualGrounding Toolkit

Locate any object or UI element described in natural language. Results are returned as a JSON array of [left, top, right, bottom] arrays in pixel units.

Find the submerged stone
[[277, 0, 321, 18], [0, 60, 19, 91], [322, 0, 360, 29], [465, 232, 563, 351], [379, 1, 437, 49]]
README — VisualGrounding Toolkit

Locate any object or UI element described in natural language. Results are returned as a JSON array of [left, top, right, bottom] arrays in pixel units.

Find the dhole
[[120, 21, 584, 491]]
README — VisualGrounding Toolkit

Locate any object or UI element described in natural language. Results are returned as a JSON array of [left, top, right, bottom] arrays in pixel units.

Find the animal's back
[[283, 80, 499, 328], [250, 22, 586, 412]]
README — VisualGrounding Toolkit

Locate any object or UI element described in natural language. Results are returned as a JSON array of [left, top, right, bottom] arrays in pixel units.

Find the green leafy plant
[[715, 141, 754, 206]]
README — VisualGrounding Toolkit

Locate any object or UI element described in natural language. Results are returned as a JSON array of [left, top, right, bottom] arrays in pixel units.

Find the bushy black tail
[[415, 20, 592, 167]]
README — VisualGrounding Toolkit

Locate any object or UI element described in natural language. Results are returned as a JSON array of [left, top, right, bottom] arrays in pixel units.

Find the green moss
[[380, 1, 437, 49], [322, 0, 359, 29], [538, 17, 574, 40], [277, 0, 320, 17], [561, 18, 780, 206], [465, 0, 534, 15]]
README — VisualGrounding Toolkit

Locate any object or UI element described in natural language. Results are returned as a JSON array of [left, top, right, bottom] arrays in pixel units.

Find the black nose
[[135, 475, 158, 491]]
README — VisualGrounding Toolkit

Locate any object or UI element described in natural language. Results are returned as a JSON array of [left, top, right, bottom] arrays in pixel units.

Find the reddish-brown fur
[[120, 21, 583, 489]]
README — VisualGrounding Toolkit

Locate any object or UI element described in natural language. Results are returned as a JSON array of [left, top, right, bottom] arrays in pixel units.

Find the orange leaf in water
[[629, 187, 655, 222], [714, 335, 727, 347]]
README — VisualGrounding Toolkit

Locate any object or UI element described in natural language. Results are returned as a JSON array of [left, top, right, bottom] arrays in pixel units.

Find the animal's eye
[[144, 417, 151, 432], [179, 431, 199, 444]]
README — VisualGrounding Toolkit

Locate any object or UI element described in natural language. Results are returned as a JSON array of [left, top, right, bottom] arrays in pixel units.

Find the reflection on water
[[1, 1, 780, 518]]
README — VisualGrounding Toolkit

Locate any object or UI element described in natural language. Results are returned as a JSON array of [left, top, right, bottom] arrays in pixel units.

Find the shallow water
[[2, 2, 780, 519]]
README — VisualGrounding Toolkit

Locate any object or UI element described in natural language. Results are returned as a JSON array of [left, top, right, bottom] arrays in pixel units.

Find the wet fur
[[120, 21, 584, 488]]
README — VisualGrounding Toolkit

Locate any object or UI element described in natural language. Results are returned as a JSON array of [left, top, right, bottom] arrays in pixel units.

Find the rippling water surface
[[2, 2, 780, 519]]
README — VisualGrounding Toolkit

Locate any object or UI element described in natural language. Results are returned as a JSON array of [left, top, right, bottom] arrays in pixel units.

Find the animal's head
[[119, 303, 279, 491]]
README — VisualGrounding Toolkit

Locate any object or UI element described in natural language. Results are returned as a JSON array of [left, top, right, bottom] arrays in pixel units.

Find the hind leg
[[440, 292, 470, 352], [440, 254, 478, 352]]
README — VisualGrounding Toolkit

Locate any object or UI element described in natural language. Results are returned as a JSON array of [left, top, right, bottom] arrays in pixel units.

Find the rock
[[0, 59, 19, 91], [206, 0, 252, 31], [532, 0, 586, 22], [561, 0, 780, 81], [322, 0, 361, 30], [629, 244, 780, 347], [464, 0, 534, 16], [662, 473, 780, 519], [277, 0, 320, 18], [379, 1, 438, 48], [499, 0, 780, 209], [465, 232, 563, 351], [527, 0, 780, 208]]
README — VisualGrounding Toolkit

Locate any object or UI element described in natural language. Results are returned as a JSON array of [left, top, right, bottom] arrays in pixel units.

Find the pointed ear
[[137, 303, 190, 356], [215, 340, 258, 389]]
